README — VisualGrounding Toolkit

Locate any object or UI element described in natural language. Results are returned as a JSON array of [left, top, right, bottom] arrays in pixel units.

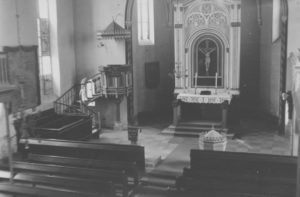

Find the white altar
[[172, 0, 241, 131]]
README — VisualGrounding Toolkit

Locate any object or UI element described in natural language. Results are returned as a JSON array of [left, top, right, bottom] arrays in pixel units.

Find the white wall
[[57, 0, 76, 94], [0, 0, 38, 50], [49, 0, 76, 96], [73, 0, 126, 80]]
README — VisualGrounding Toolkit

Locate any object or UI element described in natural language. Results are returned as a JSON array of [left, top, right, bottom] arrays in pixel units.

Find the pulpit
[[172, 0, 241, 132]]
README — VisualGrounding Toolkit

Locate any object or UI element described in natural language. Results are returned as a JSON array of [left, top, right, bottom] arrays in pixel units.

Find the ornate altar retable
[[172, 0, 241, 132]]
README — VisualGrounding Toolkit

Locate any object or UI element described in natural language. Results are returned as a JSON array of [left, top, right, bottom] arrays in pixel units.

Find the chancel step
[[140, 175, 176, 188], [179, 121, 222, 127], [164, 122, 227, 137], [175, 125, 222, 132]]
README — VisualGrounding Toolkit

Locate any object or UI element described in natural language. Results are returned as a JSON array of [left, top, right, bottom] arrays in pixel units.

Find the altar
[[172, 0, 241, 132]]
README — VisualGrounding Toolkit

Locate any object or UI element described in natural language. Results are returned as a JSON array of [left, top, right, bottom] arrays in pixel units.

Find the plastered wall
[[131, 0, 174, 118]]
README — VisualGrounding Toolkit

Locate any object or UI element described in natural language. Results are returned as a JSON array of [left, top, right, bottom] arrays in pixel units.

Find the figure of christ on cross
[[198, 40, 216, 75]]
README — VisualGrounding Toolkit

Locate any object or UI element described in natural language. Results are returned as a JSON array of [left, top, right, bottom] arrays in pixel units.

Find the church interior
[[0, 0, 300, 196]]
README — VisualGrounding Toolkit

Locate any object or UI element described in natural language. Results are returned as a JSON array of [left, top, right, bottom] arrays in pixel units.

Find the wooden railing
[[53, 65, 133, 131], [53, 84, 100, 131], [54, 84, 81, 114]]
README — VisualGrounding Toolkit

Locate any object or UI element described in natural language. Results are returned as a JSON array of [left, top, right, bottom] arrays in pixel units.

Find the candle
[[215, 72, 218, 89]]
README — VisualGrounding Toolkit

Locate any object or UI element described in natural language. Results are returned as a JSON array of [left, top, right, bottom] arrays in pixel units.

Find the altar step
[[179, 120, 222, 128], [163, 121, 226, 137]]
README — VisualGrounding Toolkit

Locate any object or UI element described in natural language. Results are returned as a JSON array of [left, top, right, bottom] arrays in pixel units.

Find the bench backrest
[[14, 172, 114, 194], [190, 150, 297, 177], [20, 138, 145, 172], [0, 183, 100, 197], [11, 161, 127, 184], [27, 153, 139, 181]]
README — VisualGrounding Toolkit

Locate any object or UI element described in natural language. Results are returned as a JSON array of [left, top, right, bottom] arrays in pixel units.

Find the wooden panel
[[0, 183, 100, 197], [27, 153, 139, 184], [19, 138, 145, 172], [11, 161, 125, 182], [177, 149, 297, 197], [3, 46, 40, 112]]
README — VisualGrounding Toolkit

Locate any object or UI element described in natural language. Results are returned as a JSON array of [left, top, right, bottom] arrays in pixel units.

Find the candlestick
[[215, 72, 218, 89], [194, 72, 198, 94]]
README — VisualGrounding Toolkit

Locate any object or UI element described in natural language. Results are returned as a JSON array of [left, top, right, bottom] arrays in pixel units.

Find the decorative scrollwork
[[201, 4, 212, 15], [185, 3, 228, 28], [187, 14, 206, 27], [208, 13, 227, 26]]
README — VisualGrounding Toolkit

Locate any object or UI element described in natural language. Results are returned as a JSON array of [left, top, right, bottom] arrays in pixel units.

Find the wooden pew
[[0, 162, 128, 197], [14, 173, 115, 196], [0, 170, 115, 197], [19, 138, 145, 173], [26, 153, 139, 185], [176, 150, 297, 197], [0, 182, 101, 197]]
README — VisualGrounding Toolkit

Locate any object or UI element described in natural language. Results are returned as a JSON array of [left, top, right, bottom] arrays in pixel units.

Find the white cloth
[[86, 80, 95, 99], [177, 93, 232, 104], [79, 78, 87, 102]]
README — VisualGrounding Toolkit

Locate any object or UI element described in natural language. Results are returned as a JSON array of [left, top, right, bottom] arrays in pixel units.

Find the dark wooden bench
[[19, 138, 145, 173], [0, 169, 115, 196], [0, 171, 114, 197], [26, 153, 139, 185], [176, 150, 297, 197], [0, 161, 128, 197], [0, 182, 102, 197], [17, 173, 114, 195]]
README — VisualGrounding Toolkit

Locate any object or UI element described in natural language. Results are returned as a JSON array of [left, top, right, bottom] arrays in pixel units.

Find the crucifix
[[199, 40, 216, 75]]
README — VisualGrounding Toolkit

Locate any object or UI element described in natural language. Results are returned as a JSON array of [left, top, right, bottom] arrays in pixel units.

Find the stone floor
[[94, 118, 295, 197], [96, 127, 178, 169], [96, 118, 293, 174]]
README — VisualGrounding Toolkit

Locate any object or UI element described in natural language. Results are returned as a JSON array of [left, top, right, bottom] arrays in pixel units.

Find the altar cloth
[[177, 93, 232, 104]]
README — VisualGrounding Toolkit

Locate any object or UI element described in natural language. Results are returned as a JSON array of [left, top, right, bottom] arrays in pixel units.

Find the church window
[[37, 0, 53, 96], [272, 0, 281, 42], [137, 0, 155, 45]]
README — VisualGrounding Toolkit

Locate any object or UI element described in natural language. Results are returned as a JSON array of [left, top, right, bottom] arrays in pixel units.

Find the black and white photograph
[[0, 0, 300, 196]]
